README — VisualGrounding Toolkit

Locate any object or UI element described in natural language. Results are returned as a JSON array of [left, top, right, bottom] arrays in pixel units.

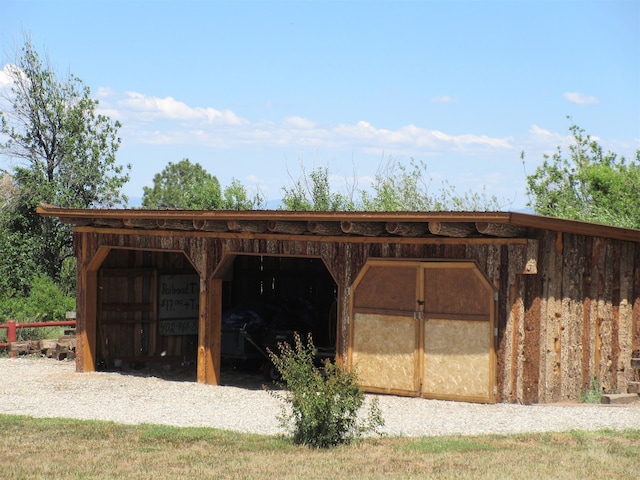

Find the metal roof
[[37, 204, 640, 242]]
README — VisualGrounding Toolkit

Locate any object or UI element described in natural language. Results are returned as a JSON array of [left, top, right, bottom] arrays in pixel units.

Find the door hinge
[[414, 311, 423, 321], [494, 291, 498, 302], [493, 386, 498, 395], [494, 327, 498, 337]]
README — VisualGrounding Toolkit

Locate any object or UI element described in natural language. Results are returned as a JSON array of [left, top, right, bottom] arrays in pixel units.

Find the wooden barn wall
[[73, 229, 640, 404], [530, 231, 640, 403]]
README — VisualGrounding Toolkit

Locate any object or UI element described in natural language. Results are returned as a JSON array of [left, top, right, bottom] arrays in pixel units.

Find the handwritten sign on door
[[158, 274, 199, 335]]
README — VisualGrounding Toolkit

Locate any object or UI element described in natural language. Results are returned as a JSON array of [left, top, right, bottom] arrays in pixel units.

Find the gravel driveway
[[1, 357, 639, 437]]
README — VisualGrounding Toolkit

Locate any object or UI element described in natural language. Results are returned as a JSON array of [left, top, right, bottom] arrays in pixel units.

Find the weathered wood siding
[[73, 228, 640, 404], [525, 232, 640, 403]]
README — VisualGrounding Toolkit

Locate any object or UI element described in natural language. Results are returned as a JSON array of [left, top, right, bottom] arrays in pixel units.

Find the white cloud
[[430, 96, 457, 103], [529, 125, 553, 137], [333, 122, 511, 150], [563, 92, 598, 105], [109, 91, 248, 125], [283, 116, 316, 129], [93, 87, 514, 155], [0, 64, 15, 89]]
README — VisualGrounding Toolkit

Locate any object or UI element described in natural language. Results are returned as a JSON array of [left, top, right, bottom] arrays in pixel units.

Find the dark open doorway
[[219, 255, 338, 385]]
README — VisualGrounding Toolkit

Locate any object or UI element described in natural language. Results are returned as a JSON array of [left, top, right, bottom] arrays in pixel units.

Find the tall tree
[[526, 123, 640, 228], [0, 40, 130, 294], [142, 158, 223, 209], [142, 158, 262, 210]]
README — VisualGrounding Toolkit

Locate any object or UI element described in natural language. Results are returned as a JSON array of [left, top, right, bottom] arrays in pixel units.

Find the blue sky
[[1, 0, 639, 209]]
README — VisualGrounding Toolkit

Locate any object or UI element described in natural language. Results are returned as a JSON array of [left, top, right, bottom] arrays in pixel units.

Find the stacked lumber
[[9, 333, 76, 360]]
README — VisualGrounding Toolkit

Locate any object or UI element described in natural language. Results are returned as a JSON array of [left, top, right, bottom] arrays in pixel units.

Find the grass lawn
[[0, 415, 638, 479]]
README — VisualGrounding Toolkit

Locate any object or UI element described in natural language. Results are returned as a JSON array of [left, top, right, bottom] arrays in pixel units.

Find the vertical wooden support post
[[198, 276, 222, 385], [75, 232, 109, 373], [81, 269, 98, 372]]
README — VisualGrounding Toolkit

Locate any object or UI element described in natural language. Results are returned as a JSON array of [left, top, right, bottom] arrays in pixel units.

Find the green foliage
[[282, 158, 503, 212], [361, 158, 435, 211], [268, 332, 384, 448], [578, 376, 603, 404], [281, 165, 355, 211], [142, 158, 222, 209], [0, 39, 129, 295], [143, 159, 262, 210], [526, 122, 640, 228], [0, 274, 75, 323], [362, 158, 503, 212], [222, 178, 265, 210]]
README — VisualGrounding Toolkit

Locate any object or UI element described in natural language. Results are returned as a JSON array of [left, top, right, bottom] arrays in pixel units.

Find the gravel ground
[[1, 357, 639, 437]]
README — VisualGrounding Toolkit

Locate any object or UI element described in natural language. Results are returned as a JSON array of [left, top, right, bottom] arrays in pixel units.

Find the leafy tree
[[0, 273, 75, 323], [222, 178, 264, 210], [0, 40, 130, 295], [142, 158, 222, 209], [142, 158, 262, 210], [526, 122, 640, 228], [281, 164, 355, 211]]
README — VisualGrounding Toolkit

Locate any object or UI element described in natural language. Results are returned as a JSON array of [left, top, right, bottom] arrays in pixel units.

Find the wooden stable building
[[38, 205, 640, 404]]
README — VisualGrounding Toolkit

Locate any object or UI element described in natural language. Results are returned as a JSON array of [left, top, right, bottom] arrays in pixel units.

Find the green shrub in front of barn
[[268, 332, 384, 448]]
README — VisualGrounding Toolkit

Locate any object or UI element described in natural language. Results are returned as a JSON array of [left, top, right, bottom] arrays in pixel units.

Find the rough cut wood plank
[[525, 239, 539, 274], [476, 222, 527, 238], [193, 219, 229, 232], [123, 218, 157, 229], [385, 222, 430, 237], [156, 219, 194, 230], [539, 230, 563, 403], [227, 220, 268, 233], [615, 241, 634, 393], [341, 221, 386, 236], [267, 220, 308, 234], [307, 221, 343, 235], [428, 222, 476, 237], [633, 243, 640, 353], [504, 244, 525, 403], [588, 237, 605, 388], [93, 219, 124, 228], [39, 339, 58, 350], [10, 341, 39, 355], [599, 240, 615, 392], [560, 234, 584, 400], [522, 241, 542, 404]]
